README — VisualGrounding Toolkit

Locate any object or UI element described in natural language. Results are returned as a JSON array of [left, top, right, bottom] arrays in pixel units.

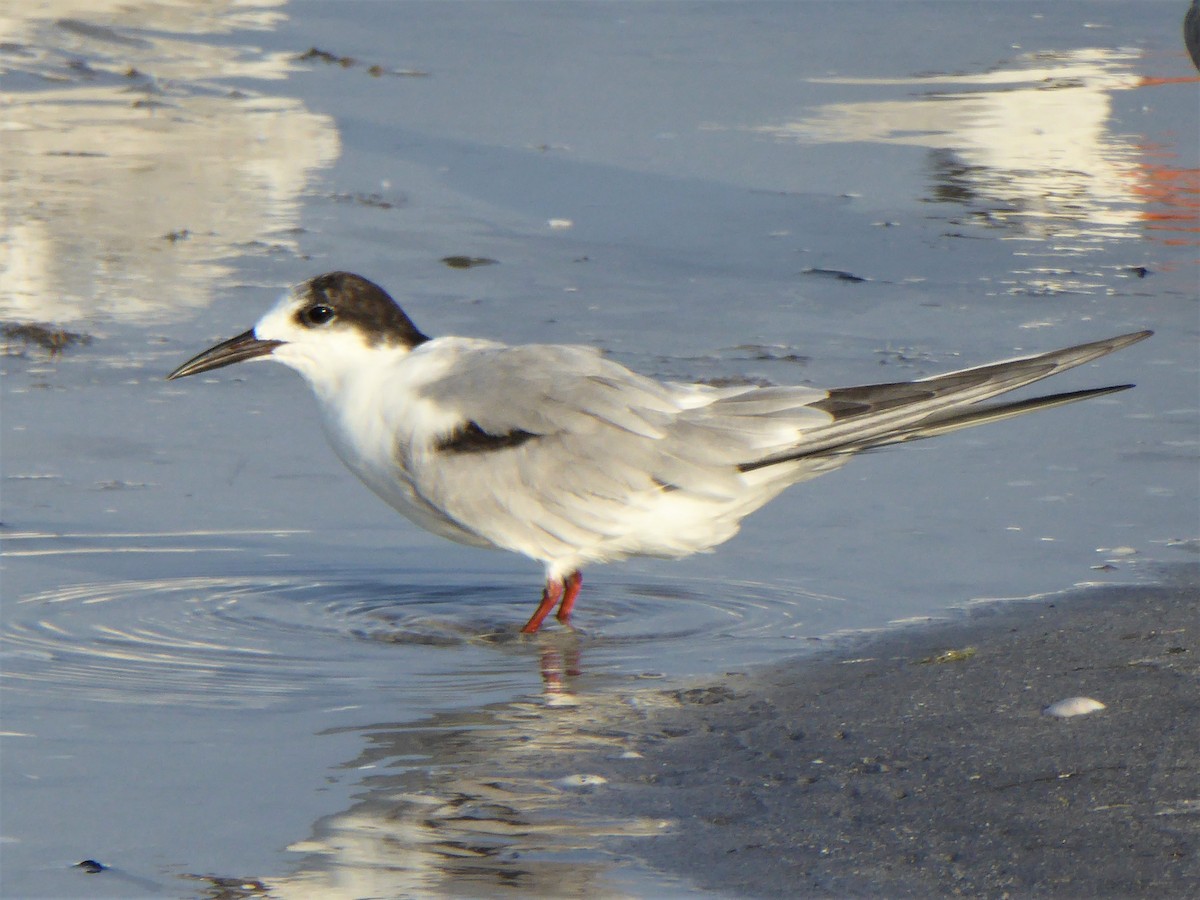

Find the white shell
[[1043, 696, 1106, 718]]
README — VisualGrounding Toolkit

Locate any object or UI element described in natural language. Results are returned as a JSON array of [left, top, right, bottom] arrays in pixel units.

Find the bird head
[[167, 272, 430, 383]]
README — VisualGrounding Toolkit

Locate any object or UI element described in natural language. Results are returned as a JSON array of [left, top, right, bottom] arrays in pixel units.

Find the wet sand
[[547, 565, 1199, 897]]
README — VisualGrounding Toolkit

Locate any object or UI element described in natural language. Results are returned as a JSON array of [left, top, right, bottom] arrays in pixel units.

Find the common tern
[[168, 272, 1150, 633]]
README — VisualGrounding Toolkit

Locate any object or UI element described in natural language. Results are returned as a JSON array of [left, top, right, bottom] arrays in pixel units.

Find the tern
[[168, 272, 1150, 633]]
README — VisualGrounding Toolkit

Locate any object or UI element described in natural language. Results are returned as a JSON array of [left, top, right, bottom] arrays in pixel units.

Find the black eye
[[302, 304, 335, 326]]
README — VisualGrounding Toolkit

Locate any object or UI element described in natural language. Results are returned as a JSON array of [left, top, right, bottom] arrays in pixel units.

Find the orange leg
[[520, 578, 564, 634], [555, 571, 583, 625], [519, 571, 584, 634]]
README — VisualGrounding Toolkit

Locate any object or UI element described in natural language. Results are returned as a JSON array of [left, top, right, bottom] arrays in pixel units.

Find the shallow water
[[2, 2, 1197, 896], [2, 564, 845, 711]]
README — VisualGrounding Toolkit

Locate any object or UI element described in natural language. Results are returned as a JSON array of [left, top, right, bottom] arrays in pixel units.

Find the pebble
[[1043, 696, 1106, 718]]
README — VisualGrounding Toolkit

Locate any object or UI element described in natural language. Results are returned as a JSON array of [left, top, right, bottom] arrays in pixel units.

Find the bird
[[167, 272, 1151, 633]]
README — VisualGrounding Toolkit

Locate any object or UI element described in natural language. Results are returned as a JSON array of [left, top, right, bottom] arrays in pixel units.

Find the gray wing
[[420, 344, 679, 442], [406, 344, 830, 560], [401, 331, 1149, 563]]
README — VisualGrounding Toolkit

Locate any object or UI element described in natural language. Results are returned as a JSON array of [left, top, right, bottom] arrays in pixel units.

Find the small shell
[[1043, 696, 1106, 718]]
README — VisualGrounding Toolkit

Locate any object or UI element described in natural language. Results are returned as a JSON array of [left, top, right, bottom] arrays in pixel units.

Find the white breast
[[306, 339, 502, 549]]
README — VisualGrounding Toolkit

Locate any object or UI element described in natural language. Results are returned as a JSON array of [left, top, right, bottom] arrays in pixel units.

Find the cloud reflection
[[746, 47, 1197, 286], [0, 1, 339, 325]]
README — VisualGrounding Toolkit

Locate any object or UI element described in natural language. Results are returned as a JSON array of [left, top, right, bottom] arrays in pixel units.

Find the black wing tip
[[1108, 329, 1153, 350], [1057, 383, 1135, 401], [1074, 329, 1153, 356]]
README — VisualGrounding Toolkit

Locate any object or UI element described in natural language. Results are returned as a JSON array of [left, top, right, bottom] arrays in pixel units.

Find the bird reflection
[[538, 641, 583, 700]]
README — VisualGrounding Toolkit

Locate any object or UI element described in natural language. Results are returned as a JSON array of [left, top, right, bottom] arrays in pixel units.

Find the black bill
[[166, 330, 283, 380]]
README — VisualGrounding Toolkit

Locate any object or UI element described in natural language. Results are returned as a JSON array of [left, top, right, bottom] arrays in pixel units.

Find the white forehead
[[252, 289, 307, 342]]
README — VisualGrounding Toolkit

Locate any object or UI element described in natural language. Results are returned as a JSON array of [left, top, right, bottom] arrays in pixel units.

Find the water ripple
[[1, 571, 844, 710]]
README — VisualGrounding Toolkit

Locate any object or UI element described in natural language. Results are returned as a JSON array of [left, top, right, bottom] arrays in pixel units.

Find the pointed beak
[[166, 330, 283, 380]]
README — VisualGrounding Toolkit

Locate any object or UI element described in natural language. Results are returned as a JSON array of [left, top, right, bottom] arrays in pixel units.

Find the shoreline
[[564, 563, 1200, 896]]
